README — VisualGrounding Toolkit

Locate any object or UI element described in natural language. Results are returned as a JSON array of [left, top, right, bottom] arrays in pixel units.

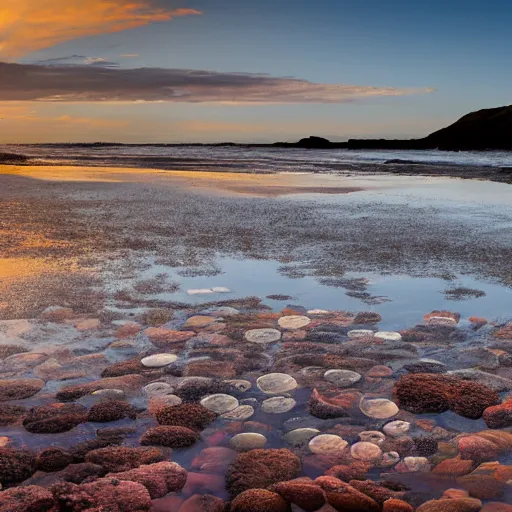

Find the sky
[[0, 0, 511, 143]]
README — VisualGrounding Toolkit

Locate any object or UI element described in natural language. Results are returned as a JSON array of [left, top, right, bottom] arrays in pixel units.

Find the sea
[[2, 144, 512, 172]]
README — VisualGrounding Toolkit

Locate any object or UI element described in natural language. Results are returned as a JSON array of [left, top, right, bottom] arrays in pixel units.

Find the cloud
[[33, 55, 121, 68], [0, 61, 434, 104], [0, 1, 201, 57]]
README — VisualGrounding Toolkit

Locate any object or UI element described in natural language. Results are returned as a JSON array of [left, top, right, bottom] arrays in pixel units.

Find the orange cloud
[[0, 1, 201, 57]]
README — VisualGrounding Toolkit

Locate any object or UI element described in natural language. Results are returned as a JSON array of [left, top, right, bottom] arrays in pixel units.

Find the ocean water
[[2, 143, 512, 172]]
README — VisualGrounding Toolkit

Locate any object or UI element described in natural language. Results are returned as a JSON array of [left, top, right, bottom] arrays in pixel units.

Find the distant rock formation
[[0, 152, 28, 163], [284, 105, 512, 151]]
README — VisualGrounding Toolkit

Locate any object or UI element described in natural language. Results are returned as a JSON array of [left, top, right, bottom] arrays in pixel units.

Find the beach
[[1, 163, 512, 510]]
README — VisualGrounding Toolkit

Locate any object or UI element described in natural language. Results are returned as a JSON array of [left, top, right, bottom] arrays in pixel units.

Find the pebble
[[212, 287, 230, 293], [383, 420, 411, 437], [283, 428, 320, 447], [229, 433, 267, 451], [324, 369, 362, 387], [278, 315, 311, 330], [151, 394, 182, 408], [404, 456, 430, 472], [200, 394, 239, 414], [348, 329, 375, 339], [201, 306, 239, 316], [360, 396, 399, 419], [359, 431, 386, 445], [374, 331, 402, 341], [309, 434, 348, 454], [426, 316, 457, 327], [75, 318, 101, 331], [221, 405, 255, 421], [143, 382, 174, 397], [141, 354, 178, 367], [257, 373, 298, 394], [351, 441, 383, 461], [261, 397, 296, 414], [187, 289, 215, 295], [244, 328, 281, 345], [91, 389, 125, 399], [307, 309, 330, 315], [183, 316, 216, 328], [381, 451, 400, 467], [225, 380, 252, 392]]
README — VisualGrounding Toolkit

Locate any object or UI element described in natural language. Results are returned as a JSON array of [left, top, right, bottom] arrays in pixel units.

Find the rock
[[383, 499, 414, 512], [230, 489, 289, 512], [272, 481, 327, 511], [448, 369, 512, 392], [141, 354, 178, 367], [257, 373, 297, 394], [245, 328, 281, 345], [36, 447, 74, 472], [315, 476, 380, 512], [457, 435, 502, 462], [106, 461, 187, 499], [88, 400, 137, 423], [416, 497, 482, 512], [278, 315, 311, 330], [178, 494, 226, 512], [115, 322, 141, 338], [223, 380, 251, 394], [375, 332, 402, 341], [350, 442, 382, 461], [184, 360, 236, 379], [424, 310, 460, 323], [309, 389, 360, 419], [23, 403, 88, 434], [200, 394, 239, 414], [349, 480, 405, 506], [366, 365, 393, 378], [175, 377, 232, 402], [309, 435, 348, 455], [481, 504, 512, 512], [262, 397, 296, 414], [141, 426, 199, 448], [187, 289, 215, 295], [483, 398, 512, 428], [456, 474, 505, 500], [143, 382, 174, 397], [348, 330, 375, 339], [145, 328, 195, 348], [56, 375, 144, 401], [283, 428, 320, 447], [383, 420, 410, 437], [92, 388, 126, 399], [433, 458, 474, 477], [359, 397, 399, 419], [85, 446, 165, 472], [226, 449, 301, 495], [325, 462, 370, 482], [0, 448, 36, 486], [0, 378, 45, 401], [381, 451, 400, 467], [0, 485, 57, 511], [401, 457, 430, 472], [222, 405, 255, 420], [354, 312, 382, 324], [184, 316, 216, 329], [394, 373, 500, 419], [324, 369, 362, 387], [191, 447, 237, 472], [414, 436, 438, 457], [230, 433, 268, 451], [359, 431, 386, 445], [51, 478, 152, 511], [149, 395, 182, 413]]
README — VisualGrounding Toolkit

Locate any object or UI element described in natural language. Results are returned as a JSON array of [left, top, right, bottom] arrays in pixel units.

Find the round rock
[[200, 394, 239, 414], [360, 396, 399, 419], [91, 389, 125, 399], [256, 373, 297, 394], [278, 315, 311, 330], [359, 431, 386, 445], [143, 382, 174, 397], [283, 428, 320, 447], [351, 441, 383, 461], [404, 456, 430, 472], [309, 434, 348, 455], [229, 433, 267, 451], [261, 397, 296, 414], [141, 354, 178, 368], [221, 405, 254, 421], [383, 420, 411, 437], [245, 328, 281, 345], [225, 380, 252, 392], [374, 331, 402, 341], [348, 329, 375, 339], [324, 369, 362, 387]]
